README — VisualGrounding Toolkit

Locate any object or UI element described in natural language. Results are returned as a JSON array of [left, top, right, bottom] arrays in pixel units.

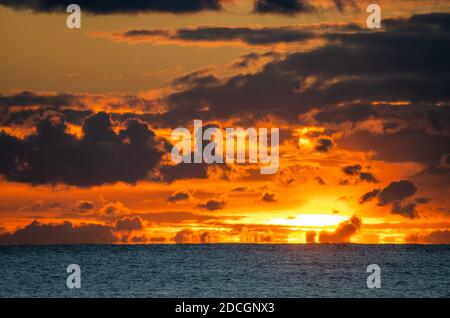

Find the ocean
[[0, 244, 449, 297]]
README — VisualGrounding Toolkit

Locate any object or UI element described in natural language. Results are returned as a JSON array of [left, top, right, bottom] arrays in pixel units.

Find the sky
[[0, 0, 449, 244]]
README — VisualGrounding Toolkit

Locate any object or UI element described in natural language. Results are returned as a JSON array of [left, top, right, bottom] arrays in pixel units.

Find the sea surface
[[0, 244, 449, 297]]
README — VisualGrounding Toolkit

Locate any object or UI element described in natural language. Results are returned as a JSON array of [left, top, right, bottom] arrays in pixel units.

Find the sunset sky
[[0, 0, 449, 245]]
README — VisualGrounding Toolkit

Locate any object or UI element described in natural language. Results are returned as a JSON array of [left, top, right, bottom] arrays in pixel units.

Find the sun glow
[[269, 214, 348, 227]]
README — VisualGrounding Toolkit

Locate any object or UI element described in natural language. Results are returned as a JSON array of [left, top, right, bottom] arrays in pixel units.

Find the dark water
[[0, 244, 449, 297]]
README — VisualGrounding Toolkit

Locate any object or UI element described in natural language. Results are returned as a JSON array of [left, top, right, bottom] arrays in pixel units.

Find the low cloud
[[197, 199, 225, 211], [167, 190, 192, 203], [359, 172, 378, 183], [315, 138, 333, 152], [174, 229, 216, 243], [76, 200, 94, 212], [359, 189, 380, 204], [342, 164, 378, 183], [114, 216, 144, 232], [260, 191, 277, 203], [391, 201, 418, 219], [0, 220, 118, 245], [405, 230, 450, 244], [342, 164, 362, 176], [0, 0, 223, 14], [319, 216, 361, 243]]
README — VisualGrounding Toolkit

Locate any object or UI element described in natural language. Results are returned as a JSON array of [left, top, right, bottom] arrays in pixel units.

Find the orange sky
[[0, 0, 449, 244]]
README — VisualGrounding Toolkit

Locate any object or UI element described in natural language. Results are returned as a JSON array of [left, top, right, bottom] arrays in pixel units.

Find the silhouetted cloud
[[315, 138, 333, 152], [174, 229, 213, 243], [197, 199, 225, 211], [149, 13, 450, 129], [114, 216, 144, 232], [260, 191, 277, 203], [0, 112, 166, 186], [425, 230, 450, 244], [359, 172, 378, 183], [405, 230, 450, 244], [0, 91, 83, 108], [111, 25, 317, 46], [359, 189, 380, 204], [415, 197, 431, 204], [391, 201, 418, 219], [319, 216, 361, 243], [167, 190, 192, 203], [342, 164, 362, 176], [0, 220, 117, 244], [156, 162, 210, 183], [377, 180, 418, 206], [339, 129, 450, 166], [0, 0, 223, 14], [332, 0, 358, 13], [254, 0, 314, 15]]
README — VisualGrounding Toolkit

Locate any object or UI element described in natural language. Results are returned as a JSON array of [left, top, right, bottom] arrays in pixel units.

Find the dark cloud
[[415, 197, 431, 204], [254, 0, 313, 15], [20, 200, 64, 212], [76, 200, 94, 212], [0, 112, 166, 186], [232, 52, 271, 68], [0, 220, 117, 245], [339, 164, 378, 185], [171, 70, 220, 89], [0, 0, 223, 14], [118, 26, 317, 46], [114, 216, 144, 232], [156, 163, 209, 183], [197, 199, 225, 211], [359, 189, 380, 204], [405, 230, 450, 244], [359, 181, 420, 218], [167, 190, 192, 203], [377, 180, 418, 206], [318, 216, 361, 243], [173, 229, 214, 243], [342, 164, 362, 176], [153, 13, 450, 127], [314, 104, 377, 125], [339, 129, 450, 166], [174, 229, 194, 243], [99, 201, 129, 217], [424, 230, 450, 244], [359, 172, 378, 183], [0, 91, 83, 108], [316, 103, 450, 136], [260, 191, 277, 203], [391, 201, 418, 219], [315, 138, 333, 152]]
